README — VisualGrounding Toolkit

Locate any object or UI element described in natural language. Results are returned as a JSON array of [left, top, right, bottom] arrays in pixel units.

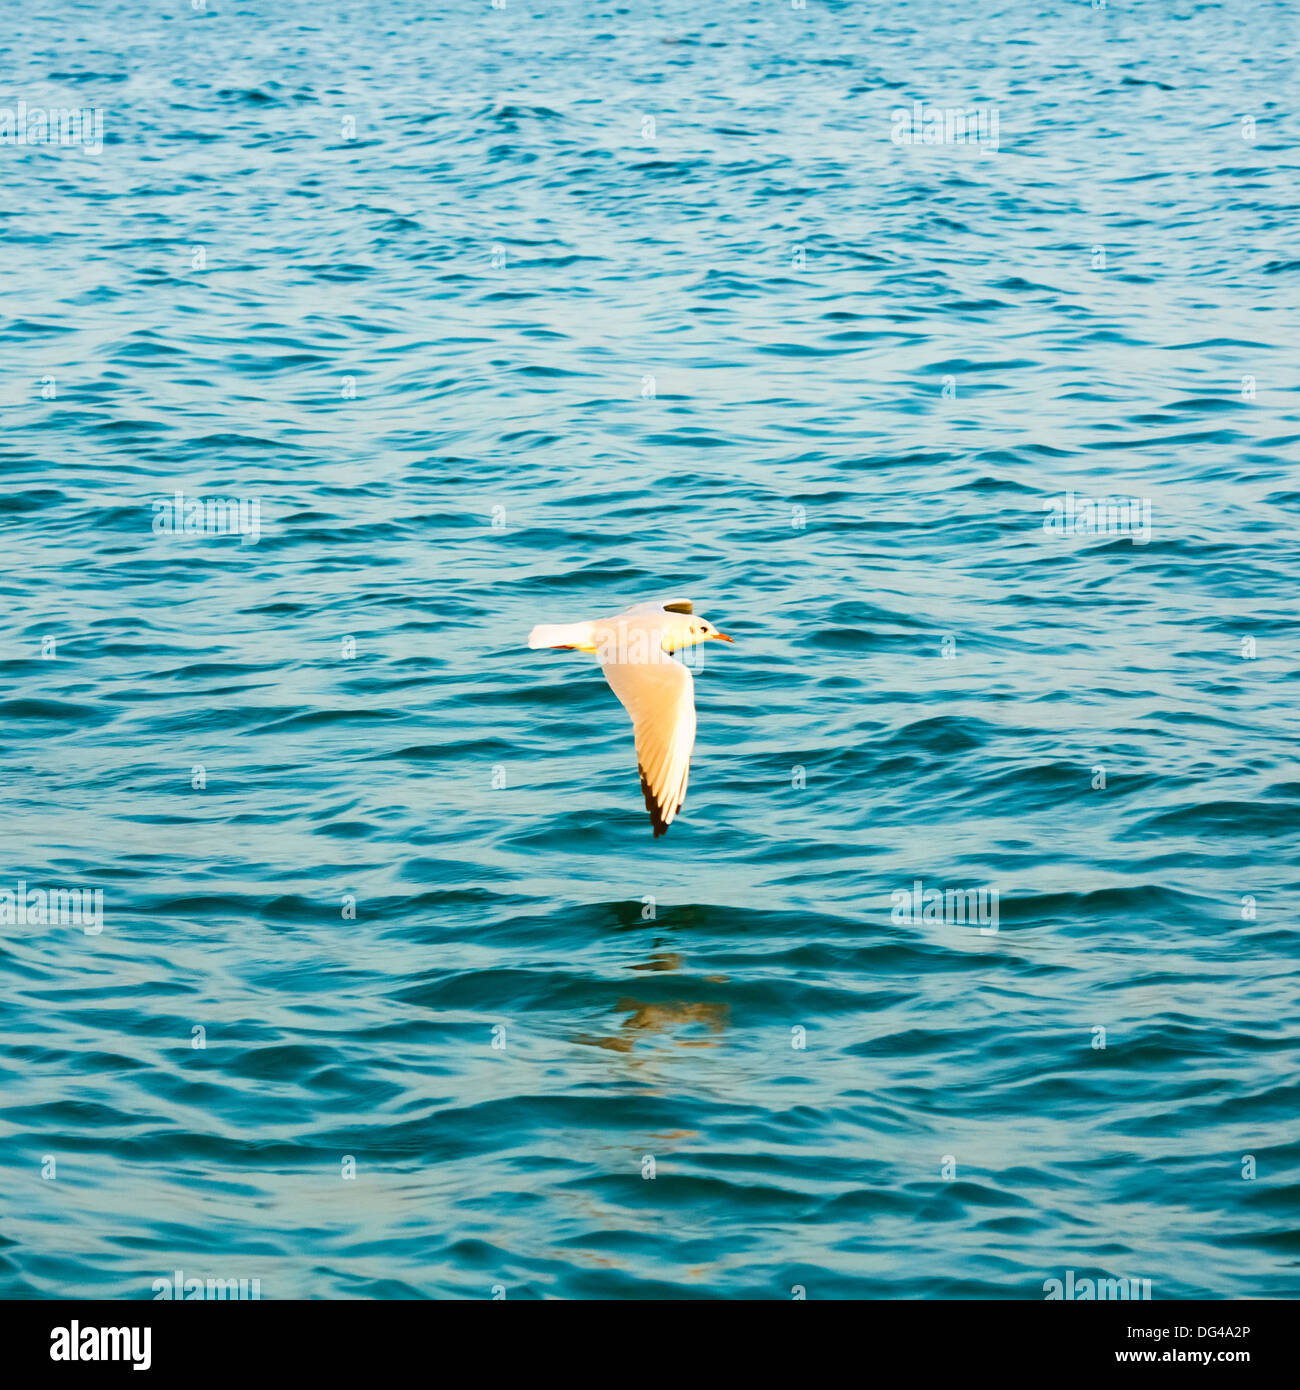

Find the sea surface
[[1, 0, 1298, 1299]]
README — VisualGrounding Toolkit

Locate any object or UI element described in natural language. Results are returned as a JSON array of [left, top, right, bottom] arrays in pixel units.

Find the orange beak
[[713, 631, 735, 643]]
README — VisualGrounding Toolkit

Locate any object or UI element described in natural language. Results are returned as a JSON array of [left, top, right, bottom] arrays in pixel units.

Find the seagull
[[528, 599, 735, 836]]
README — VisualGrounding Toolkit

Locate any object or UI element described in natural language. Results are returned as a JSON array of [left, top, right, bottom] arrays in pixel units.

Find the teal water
[[2, 0, 1299, 1299]]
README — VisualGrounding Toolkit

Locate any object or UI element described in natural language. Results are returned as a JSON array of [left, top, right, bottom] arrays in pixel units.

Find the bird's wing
[[620, 597, 693, 618], [600, 654, 696, 836]]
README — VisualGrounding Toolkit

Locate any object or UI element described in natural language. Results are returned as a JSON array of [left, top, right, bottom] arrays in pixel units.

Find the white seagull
[[528, 599, 735, 836]]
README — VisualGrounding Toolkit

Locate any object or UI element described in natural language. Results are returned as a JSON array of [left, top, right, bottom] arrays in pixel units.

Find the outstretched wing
[[619, 597, 693, 619], [600, 655, 696, 836]]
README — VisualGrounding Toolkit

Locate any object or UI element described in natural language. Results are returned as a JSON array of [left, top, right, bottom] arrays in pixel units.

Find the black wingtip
[[640, 765, 671, 836], [638, 764, 685, 837]]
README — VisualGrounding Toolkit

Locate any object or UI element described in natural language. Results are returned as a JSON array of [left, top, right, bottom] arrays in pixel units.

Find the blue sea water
[[1, 0, 1298, 1300]]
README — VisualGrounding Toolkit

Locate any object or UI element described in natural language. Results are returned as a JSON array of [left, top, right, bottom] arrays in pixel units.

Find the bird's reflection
[[629, 950, 684, 973], [573, 946, 729, 1054]]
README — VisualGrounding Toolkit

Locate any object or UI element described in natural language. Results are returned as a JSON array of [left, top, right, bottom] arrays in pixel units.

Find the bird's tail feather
[[528, 622, 595, 651]]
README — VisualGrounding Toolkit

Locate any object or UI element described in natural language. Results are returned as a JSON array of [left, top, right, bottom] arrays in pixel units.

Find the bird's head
[[663, 614, 736, 651]]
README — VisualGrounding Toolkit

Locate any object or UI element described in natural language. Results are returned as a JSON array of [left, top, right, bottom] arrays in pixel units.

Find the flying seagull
[[528, 599, 735, 836]]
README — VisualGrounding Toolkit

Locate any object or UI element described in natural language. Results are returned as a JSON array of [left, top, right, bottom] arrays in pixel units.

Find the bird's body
[[527, 599, 734, 836]]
